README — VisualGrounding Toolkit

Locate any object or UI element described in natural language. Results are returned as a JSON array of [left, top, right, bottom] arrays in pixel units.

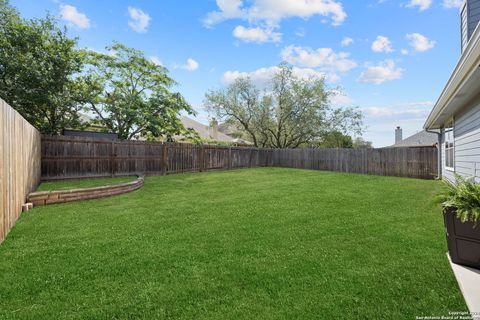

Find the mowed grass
[[36, 176, 137, 192], [0, 168, 467, 319]]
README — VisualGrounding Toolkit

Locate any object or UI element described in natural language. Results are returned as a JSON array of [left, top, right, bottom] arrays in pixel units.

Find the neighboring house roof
[[181, 116, 235, 142], [78, 113, 106, 130], [181, 117, 253, 145], [424, 22, 480, 129], [79, 114, 252, 144], [79, 113, 93, 124], [218, 122, 238, 136], [389, 130, 438, 148], [63, 129, 118, 140]]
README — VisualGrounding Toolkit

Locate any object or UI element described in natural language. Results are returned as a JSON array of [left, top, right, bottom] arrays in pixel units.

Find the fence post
[[227, 147, 232, 170], [162, 143, 168, 175], [199, 146, 204, 172], [110, 141, 115, 177]]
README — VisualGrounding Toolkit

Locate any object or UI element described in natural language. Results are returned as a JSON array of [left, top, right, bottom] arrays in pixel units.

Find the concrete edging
[[28, 176, 144, 206], [447, 253, 480, 318]]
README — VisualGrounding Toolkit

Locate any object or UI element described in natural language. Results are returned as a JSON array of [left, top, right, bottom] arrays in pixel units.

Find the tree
[[204, 64, 364, 148], [0, 0, 86, 134], [353, 137, 373, 149], [204, 77, 264, 146], [83, 43, 197, 140], [318, 131, 353, 148]]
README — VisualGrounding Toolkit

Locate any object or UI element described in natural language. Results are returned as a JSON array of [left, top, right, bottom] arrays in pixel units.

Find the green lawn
[[0, 168, 467, 319], [36, 176, 137, 192]]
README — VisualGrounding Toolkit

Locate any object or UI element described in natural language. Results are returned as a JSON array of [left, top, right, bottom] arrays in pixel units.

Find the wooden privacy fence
[[41, 135, 274, 180], [272, 147, 438, 179], [0, 99, 41, 243], [41, 135, 438, 180]]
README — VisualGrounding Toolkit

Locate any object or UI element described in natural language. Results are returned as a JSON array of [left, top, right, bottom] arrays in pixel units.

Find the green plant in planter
[[437, 174, 480, 226]]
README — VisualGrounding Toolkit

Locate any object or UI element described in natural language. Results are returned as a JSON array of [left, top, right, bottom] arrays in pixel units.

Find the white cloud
[[443, 0, 464, 8], [363, 101, 433, 118], [149, 56, 163, 66], [223, 66, 331, 86], [205, 0, 347, 27], [329, 90, 353, 105], [341, 37, 354, 47], [205, 0, 346, 43], [223, 67, 276, 85], [360, 101, 435, 147], [128, 7, 151, 33], [60, 5, 90, 29], [280, 45, 357, 82], [406, 0, 432, 11], [406, 33, 435, 52], [357, 60, 403, 85], [371, 36, 393, 53], [233, 25, 282, 43], [401, 49, 409, 55], [281, 46, 357, 71], [295, 28, 306, 37], [182, 58, 199, 71]]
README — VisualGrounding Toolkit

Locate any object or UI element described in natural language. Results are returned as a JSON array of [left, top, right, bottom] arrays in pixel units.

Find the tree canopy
[[0, 0, 85, 134], [353, 137, 373, 149], [0, 1, 194, 140], [82, 43, 197, 140], [204, 64, 364, 148], [318, 131, 354, 148]]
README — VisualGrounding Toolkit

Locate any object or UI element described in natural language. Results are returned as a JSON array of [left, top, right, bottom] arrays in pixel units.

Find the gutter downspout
[[426, 128, 442, 180]]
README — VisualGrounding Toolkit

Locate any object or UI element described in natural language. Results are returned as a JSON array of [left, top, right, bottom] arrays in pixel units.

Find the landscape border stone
[[28, 176, 144, 206]]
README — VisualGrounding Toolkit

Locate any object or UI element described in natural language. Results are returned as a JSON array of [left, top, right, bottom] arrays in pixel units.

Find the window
[[445, 121, 454, 170]]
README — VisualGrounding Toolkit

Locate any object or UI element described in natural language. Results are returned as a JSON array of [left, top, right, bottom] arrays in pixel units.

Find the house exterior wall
[[441, 95, 480, 183], [462, 0, 480, 52], [468, 1, 480, 40]]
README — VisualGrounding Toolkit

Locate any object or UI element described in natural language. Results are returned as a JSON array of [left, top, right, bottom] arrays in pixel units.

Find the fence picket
[[40, 135, 438, 181], [1, 100, 41, 243]]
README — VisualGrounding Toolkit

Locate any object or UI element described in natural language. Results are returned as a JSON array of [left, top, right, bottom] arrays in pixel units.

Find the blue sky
[[11, 0, 465, 146]]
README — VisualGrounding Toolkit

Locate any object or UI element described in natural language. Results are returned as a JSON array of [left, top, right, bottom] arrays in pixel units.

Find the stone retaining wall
[[28, 176, 144, 206]]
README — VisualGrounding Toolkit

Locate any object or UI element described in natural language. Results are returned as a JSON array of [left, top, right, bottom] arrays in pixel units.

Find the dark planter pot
[[444, 207, 480, 269]]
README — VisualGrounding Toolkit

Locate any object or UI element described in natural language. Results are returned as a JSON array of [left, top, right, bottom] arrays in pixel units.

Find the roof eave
[[424, 23, 480, 130]]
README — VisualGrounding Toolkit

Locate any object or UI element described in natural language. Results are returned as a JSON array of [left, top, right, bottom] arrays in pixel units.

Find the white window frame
[[444, 119, 455, 172]]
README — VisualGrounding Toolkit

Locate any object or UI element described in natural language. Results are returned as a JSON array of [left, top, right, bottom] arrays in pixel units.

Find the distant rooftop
[[181, 116, 252, 145], [389, 130, 438, 148], [181, 116, 234, 142]]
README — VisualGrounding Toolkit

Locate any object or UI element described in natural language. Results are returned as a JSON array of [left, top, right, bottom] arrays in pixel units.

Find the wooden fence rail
[[41, 135, 438, 181], [272, 147, 438, 180], [41, 135, 274, 180], [0, 99, 41, 243]]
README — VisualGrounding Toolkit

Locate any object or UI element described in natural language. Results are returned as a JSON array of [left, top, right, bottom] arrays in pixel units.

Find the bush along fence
[[41, 135, 438, 181]]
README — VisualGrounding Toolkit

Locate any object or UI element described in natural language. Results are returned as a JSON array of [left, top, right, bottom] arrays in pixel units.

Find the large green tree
[[0, 0, 86, 134], [318, 131, 354, 148], [204, 64, 364, 148], [353, 137, 373, 149], [83, 43, 197, 141]]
